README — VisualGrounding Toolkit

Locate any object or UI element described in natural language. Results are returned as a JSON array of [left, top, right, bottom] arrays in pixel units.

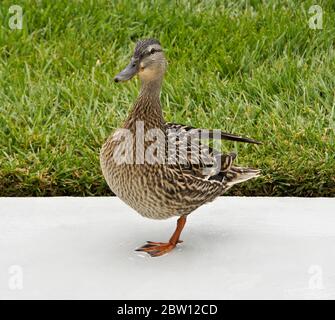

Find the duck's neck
[[127, 78, 164, 129], [139, 78, 162, 100]]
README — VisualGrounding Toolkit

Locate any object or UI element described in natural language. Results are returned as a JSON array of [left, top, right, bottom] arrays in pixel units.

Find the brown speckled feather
[[100, 39, 260, 220], [100, 96, 260, 219]]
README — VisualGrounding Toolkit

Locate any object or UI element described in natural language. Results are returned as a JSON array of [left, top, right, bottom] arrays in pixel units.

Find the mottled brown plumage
[[100, 39, 261, 257]]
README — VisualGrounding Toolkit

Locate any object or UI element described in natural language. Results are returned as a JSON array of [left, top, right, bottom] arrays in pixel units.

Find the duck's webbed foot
[[136, 241, 178, 257], [135, 216, 187, 257]]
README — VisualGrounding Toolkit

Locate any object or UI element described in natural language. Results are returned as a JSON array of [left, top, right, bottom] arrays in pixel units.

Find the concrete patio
[[0, 197, 334, 300]]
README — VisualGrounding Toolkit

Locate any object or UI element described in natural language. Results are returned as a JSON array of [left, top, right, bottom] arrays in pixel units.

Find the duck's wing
[[165, 122, 226, 179], [166, 122, 262, 145], [165, 122, 261, 186]]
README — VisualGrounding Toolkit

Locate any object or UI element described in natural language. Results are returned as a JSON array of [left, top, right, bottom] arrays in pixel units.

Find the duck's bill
[[114, 59, 138, 82]]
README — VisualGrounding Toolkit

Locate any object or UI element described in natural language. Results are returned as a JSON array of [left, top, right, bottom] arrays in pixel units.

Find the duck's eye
[[149, 48, 156, 55]]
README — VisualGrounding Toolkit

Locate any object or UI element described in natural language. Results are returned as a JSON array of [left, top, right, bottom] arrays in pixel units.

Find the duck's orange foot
[[135, 240, 183, 257]]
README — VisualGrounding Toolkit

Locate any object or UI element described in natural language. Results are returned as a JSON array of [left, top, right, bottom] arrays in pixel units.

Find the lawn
[[0, 0, 334, 196]]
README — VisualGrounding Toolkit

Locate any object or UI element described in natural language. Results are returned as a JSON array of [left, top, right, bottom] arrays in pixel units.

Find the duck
[[100, 39, 261, 257]]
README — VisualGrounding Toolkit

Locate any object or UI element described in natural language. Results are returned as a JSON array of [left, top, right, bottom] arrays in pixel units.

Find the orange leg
[[136, 216, 187, 257]]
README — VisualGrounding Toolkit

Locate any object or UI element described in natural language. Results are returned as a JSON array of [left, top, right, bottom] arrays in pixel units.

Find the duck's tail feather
[[166, 123, 262, 144], [209, 165, 260, 186], [216, 131, 262, 145], [193, 129, 262, 144], [225, 166, 261, 187]]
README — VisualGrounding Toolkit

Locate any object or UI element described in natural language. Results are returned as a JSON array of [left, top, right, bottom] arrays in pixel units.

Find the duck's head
[[114, 39, 166, 83]]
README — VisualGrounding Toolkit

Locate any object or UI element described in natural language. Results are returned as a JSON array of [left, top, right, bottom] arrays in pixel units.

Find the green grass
[[0, 0, 334, 196]]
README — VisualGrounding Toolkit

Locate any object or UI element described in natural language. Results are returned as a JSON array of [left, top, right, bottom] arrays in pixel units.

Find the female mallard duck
[[100, 39, 261, 257]]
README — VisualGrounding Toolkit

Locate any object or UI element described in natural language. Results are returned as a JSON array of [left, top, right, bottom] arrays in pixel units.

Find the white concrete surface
[[0, 197, 334, 300]]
